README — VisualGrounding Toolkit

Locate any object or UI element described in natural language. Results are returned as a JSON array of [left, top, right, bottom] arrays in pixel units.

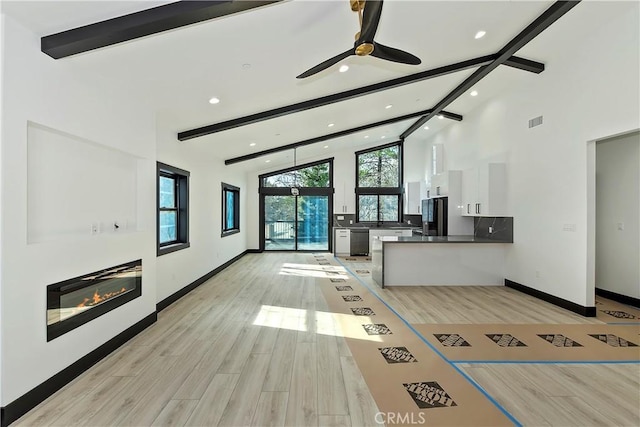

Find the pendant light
[[290, 148, 299, 196]]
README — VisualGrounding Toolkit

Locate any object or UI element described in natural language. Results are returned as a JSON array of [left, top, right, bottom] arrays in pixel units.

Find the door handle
[[467, 204, 470, 214], [475, 203, 480, 214]]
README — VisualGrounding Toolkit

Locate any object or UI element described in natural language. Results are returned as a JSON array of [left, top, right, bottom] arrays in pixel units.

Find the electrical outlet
[[488, 226, 494, 234]]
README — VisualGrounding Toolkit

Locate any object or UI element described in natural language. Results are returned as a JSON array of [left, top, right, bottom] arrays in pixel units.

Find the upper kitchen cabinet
[[334, 182, 354, 214], [404, 181, 423, 214], [462, 162, 507, 216], [429, 172, 449, 197]]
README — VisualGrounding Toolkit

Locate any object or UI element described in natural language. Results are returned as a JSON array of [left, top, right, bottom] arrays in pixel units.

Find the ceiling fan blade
[[371, 42, 421, 65], [358, 0, 384, 43], [296, 48, 354, 79]]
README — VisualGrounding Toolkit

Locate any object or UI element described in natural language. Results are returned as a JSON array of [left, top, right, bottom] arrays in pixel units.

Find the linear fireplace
[[47, 259, 142, 341]]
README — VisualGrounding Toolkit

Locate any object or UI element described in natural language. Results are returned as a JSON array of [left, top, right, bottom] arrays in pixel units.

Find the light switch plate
[[337, 215, 345, 220]]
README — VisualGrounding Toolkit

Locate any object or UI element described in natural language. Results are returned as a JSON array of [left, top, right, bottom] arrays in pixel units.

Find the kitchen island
[[371, 235, 512, 288]]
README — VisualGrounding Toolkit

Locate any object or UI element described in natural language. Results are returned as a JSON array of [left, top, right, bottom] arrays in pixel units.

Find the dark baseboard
[[156, 250, 248, 312], [505, 279, 596, 317], [1, 312, 156, 427], [246, 248, 262, 253], [596, 288, 640, 308]]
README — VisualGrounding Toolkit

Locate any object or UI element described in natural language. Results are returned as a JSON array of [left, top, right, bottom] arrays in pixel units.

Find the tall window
[[222, 183, 240, 236], [157, 162, 190, 256], [355, 142, 403, 223]]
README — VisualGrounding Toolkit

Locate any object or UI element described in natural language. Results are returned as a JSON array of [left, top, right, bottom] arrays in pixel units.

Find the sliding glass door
[[263, 195, 329, 251], [260, 159, 333, 252], [264, 195, 296, 250], [297, 195, 329, 250]]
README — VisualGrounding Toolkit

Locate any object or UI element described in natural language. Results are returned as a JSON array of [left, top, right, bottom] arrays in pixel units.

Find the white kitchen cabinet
[[462, 163, 507, 216], [334, 182, 354, 214], [430, 173, 449, 196], [404, 181, 422, 214], [334, 228, 351, 255]]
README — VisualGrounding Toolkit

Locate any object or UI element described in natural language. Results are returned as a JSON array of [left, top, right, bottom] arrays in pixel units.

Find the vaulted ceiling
[[2, 0, 628, 172]]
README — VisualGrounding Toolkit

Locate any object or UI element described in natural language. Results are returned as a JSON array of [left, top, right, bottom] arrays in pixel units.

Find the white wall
[[155, 120, 248, 303], [422, 2, 640, 307], [596, 132, 640, 298], [0, 15, 157, 405], [0, 12, 5, 408]]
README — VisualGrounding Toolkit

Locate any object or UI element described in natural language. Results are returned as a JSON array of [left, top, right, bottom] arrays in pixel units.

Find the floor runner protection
[[413, 323, 640, 362], [595, 296, 640, 324], [309, 254, 516, 427]]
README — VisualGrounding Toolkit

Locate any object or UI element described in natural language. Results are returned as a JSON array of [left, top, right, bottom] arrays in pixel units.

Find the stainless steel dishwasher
[[350, 228, 369, 256]]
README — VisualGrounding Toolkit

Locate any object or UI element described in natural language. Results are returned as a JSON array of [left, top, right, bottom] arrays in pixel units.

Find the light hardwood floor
[[14, 253, 640, 426]]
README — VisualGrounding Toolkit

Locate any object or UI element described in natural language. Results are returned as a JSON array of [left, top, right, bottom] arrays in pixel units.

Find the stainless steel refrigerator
[[421, 197, 448, 236]]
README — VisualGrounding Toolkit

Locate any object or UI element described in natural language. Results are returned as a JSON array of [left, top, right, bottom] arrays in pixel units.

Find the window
[[222, 183, 240, 236], [157, 162, 190, 256], [355, 142, 403, 223]]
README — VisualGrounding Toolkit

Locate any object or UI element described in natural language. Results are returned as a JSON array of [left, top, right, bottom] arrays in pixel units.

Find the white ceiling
[[2, 0, 634, 173]]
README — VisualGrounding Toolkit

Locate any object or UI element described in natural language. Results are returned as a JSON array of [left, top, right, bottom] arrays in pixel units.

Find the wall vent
[[528, 115, 543, 128]]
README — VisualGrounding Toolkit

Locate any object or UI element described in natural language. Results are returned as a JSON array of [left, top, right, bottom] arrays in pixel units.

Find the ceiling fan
[[296, 0, 421, 79]]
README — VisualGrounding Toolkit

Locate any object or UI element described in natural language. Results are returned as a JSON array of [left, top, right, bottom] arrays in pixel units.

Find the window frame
[[221, 182, 240, 237], [355, 141, 404, 224], [157, 162, 190, 256]]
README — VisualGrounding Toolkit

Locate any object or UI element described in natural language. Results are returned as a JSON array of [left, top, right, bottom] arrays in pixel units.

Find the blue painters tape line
[[605, 322, 640, 325], [334, 257, 523, 427], [451, 360, 640, 365]]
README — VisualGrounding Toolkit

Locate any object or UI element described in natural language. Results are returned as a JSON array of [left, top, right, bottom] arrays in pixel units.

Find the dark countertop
[[376, 235, 513, 243]]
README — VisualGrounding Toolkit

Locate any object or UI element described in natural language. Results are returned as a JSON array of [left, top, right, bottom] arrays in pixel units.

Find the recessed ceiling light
[[209, 97, 220, 104], [324, 145, 329, 149], [470, 90, 478, 97], [328, 123, 335, 127], [381, 136, 386, 139], [438, 115, 444, 119], [265, 159, 271, 163], [242, 63, 251, 70], [364, 135, 369, 139], [249, 142, 256, 147], [475, 30, 486, 39], [385, 104, 393, 109], [423, 126, 429, 130], [339, 64, 349, 73]]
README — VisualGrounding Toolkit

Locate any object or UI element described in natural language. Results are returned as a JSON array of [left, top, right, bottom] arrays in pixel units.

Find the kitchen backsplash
[[332, 214, 422, 228], [474, 217, 514, 242]]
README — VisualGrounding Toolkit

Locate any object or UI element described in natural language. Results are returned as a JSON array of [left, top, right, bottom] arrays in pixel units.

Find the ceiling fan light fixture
[[475, 30, 486, 39], [339, 64, 349, 73], [208, 97, 220, 104], [470, 90, 478, 97]]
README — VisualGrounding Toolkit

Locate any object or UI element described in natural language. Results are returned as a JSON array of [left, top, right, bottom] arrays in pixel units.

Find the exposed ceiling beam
[[179, 54, 535, 141], [503, 56, 545, 74], [400, 1, 580, 139], [224, 108, 460, 165], [41, 1, 283, 59]]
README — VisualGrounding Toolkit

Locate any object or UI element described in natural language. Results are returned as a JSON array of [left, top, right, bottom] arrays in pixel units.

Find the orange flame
[[76, 287, 129, 308]]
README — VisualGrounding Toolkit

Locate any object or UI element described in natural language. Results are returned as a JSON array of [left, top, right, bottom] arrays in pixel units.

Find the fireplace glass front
[[47, 259, 142, 341]]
